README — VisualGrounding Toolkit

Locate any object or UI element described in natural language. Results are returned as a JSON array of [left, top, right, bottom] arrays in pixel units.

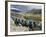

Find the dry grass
[[14, 13, 42, 21], [23, 13, 42, 21]]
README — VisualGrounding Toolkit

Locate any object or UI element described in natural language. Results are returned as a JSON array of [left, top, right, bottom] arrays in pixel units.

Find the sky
[[11, 5, 42, 12]]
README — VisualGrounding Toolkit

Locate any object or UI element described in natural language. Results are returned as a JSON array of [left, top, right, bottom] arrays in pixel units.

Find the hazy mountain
[[11, 5, 42, 13], [26, 9, 42, 14], [11, 9, 21, 12]]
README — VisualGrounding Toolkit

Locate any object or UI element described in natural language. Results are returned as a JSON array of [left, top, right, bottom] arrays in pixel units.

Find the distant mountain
[[11, 9, 21, 12], [26, 9, 42, 14], [11, 8, 42, 15]]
